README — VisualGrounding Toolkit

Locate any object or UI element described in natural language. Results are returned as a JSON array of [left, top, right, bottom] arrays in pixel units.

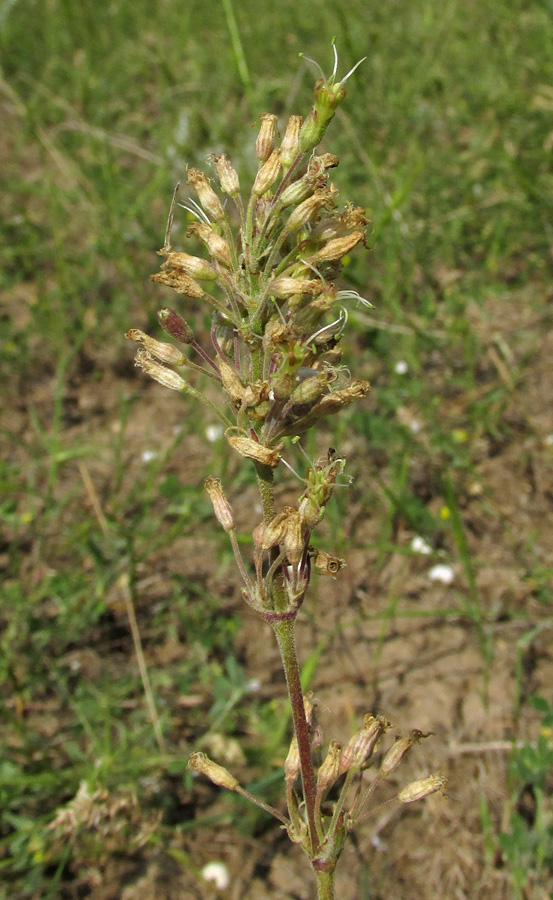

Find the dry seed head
[[307, 153, 340, 176], [280, 115, 302, 168], [211, 153, 240, 196], [256, 113, 278, 162], [187, 752, 239, 791], [309, 380, 371, 416], [225, 431, 282, 467], [204, 477, 234, 532], [157, 307, 194, 344], [133, 350, 188, 392], [187, 168, 226, 222], [125, 329, 186, 366], [150, 270, 205, 298], [317, 740, 342, 795], [161, 250, 218, 281], [252, 149, 281, 197], [398, 774, 448, 804]]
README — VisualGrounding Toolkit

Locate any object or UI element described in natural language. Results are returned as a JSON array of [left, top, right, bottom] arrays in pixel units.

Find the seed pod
[[309, 380, 371, 417], [225, 431, 282, 467], [157, 308, 194, 344], [269, 277, 323, 299], [161, 251, 218, 281], [252, 149, 281, 197], [311, 549, 345, 576], [291, 371, 333, 405], [280, 115, 302, 168], [282, 508, 307, 565], [279, 175, 319, 209], [211, 153, 240, 196], [317, 740, 342, 796], [187, 222, 232, 267], [151, 269, 205, 298], [126, 329, 186, 366], [187, 752, 238, 791], [187, 168, 225, 222], [262, 507, 295, 550], [204, 477, 234, 532], [339, 714, 390, 774], [306, 230, 365, 263], [398, 775, 447, 804], [219, 359, 245, 406], [285, 187, 335, 234], [134, 350, 188, 392], [284, 735, 301, 786], [256, 113, 278, 162], [380, 736, 414, 776]]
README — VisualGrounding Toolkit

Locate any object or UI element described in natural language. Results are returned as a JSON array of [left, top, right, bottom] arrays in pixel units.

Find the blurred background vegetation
[[1, 1, 552, 898]]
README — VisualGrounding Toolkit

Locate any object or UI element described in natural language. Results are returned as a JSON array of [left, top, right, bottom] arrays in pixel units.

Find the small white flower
[[248, 678, 261, 692], [545, 434, 553, 446], [428, 564, 455, 584], [142, 450, 157, 462], [394, 360, 408, 375], [205, 424, 223, 443], [411, 535, 432, 555], [201, 861, 230, 890], [410, 420, 421, 434]]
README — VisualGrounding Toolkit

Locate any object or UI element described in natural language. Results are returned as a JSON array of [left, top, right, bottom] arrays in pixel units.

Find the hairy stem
[[314, 867, 335, 900], [273, 617, 319, 855]]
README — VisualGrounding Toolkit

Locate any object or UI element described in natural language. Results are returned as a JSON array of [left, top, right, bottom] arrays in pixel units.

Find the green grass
[[1, 0, 553, 896]]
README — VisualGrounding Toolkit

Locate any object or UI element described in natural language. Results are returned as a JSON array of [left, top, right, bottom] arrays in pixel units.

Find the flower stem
[[273, 617, 319, 855], [315, 868, 335, 900]]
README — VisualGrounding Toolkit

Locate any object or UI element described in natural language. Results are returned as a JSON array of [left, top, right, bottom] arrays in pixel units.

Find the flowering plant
[[128, 47, 445, 900]]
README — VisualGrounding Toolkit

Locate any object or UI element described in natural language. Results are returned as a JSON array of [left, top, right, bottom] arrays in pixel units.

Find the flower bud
[[187, 168, 225, 222], [317, 740, 342, 796], [252, 149, 281, 197], [225, 430, 282, 467], [161, 250, 218, 281], [157, 308, 194, 344], [256, 113, 278, 162], [134, 350, 188, 392], [187, 752, 238, 791], [204, 477, 234, 532], [150, 270, 205, 298], [211, 153, 240, 196], [398, 775, 447, 804], [299, 79, 346, 155], [280, 115, 302, 169], [126, 329, 186, 366], [187, 222, 232, 267]]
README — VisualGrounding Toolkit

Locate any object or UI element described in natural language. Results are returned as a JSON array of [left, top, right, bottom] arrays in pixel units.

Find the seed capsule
[[187, 752, 238, 791], [398, 775, 447, 803], [150, 270, 205, 298], [187, 168, 225, 222], [256, 113, 278, 162], [126, 329, 186, 366], [161, 251, 218, 281], [133, 350, 188, 392], [157, 308, 194, 344], [204, 477, 234, 532], [252, 149, 281, 197], [280, 115, 302, 169], [211, 153, 240, 196], [317, 740, 342, 795], [225, 431, 282, 467]]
